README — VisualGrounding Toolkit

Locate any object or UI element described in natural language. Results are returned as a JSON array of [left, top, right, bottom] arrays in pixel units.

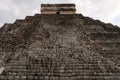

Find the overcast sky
[[0, 0, 120, 27]]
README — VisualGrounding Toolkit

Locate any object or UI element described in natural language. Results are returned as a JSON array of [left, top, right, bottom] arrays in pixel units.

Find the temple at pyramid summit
[[41, 4, 76, 14], [0, 3, 120, 80]]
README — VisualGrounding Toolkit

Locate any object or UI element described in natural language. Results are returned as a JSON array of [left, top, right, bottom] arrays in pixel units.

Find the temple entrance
[[56, 12, 60, 14]]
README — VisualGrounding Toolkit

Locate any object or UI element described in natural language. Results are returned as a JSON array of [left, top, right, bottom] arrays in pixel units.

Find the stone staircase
[[1, 47, 120, 80]]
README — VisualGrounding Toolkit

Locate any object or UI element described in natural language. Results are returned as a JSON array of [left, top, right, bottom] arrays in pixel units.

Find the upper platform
[[41, 4, 76, 14]]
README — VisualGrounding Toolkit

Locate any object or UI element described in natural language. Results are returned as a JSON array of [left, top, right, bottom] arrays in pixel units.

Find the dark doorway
[[56, 12, 60, 14]]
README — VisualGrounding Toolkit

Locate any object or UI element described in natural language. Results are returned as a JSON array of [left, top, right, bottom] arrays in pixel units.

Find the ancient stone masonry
[[41, 4, 76, 14], [0, 4, 120, 80]]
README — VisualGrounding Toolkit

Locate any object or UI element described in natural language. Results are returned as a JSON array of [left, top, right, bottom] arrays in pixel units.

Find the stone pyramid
[[0, 4, 120, 80]]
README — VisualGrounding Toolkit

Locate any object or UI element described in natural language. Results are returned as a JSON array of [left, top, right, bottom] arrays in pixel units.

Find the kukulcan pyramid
[[0, 4, 120, 80]]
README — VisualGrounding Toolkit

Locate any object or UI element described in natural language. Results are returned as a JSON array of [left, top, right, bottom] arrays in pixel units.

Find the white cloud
[[75, 0, 120, 23], [112, 15, 120, 26], [0, 0, 120, 27]]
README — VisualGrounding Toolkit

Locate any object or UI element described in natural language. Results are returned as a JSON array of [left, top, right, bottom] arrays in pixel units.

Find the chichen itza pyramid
[[0, 4, 120, 80]]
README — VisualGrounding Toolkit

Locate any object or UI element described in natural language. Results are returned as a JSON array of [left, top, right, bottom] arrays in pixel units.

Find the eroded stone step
[[4, 63, 119, 69], [25, 16, 33, 20], [0, 23, 13, 33], [82, 17, 97, 25], [93, 42, 120, 45], [103, 23, 120, 32], [104, 27, 120, 32], [2, 70, 112, 76], [101, 50, 120, 55], [14, 19, 25, 24], [0, 76, 119, 80], [14, 18, 41, 26], [4, 60, 117, 64], [87, 32, 119, 35], [4, 61, 116, 68], [84, 25, 103, 28], [94, 43, 120, 50], [91, 41, 120, 43], [4, 64, 118, 70], [88, 32, 120, 41], [90, 39, 120, 43], [2, 23, 13, 28], [85, 29, 106, 33], [14, 20, 33, 26], [89, 33, 120, 41]]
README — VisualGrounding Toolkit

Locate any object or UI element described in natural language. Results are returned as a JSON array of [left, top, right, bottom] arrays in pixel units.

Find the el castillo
[[0, 4, 120, 80]]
